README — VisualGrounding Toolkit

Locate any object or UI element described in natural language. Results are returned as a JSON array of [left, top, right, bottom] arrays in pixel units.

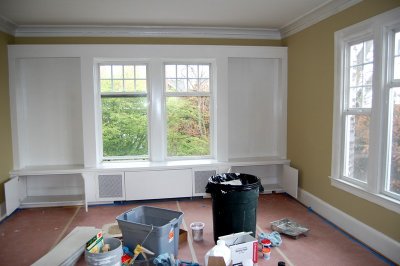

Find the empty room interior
[[0, 0, 399, 265]]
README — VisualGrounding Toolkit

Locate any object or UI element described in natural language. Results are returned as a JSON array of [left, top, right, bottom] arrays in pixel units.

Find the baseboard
[[0, 202, 7, 222], [297, 188, 400, 264]]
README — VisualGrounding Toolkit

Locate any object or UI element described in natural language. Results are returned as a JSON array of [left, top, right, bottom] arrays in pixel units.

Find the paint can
[[261, 238, 271, 249], [190, 222, 205, 242], [262, 247, 271, 260]]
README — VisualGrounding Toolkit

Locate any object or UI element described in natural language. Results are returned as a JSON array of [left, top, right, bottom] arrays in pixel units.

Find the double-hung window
[[165, 64, 212, 158], [99, 64, 149, 160], [332, 7, 400, 213]]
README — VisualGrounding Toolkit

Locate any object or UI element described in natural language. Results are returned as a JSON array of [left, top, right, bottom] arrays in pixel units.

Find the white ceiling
[[0, 0, 360, 38]]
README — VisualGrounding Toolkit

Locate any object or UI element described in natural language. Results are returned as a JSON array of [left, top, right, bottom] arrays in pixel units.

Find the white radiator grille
[[98, 174, 123, 198], [194, 170, 216, 194]]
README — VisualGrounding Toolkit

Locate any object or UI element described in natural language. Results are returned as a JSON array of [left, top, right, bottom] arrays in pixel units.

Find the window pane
[[199, 79, 210, 92], [188, 79, 199, 92], [387, 87, 400, 195], [101, 97, 148, 157], [349, 86, 371, 108], [177, 79, 187, 92], [363, 63, 373, 85], [135, 65, 147, 79], [350, 66, 363, 87], [395, 31, 400, 56], [113, 80, 123, 92], [136, 80, 147, 93], [188, 65, 198, 78], [100, 80, 112, 92], [112, 65, 123, 79], [166, 96, 210, 156], [177, 65, 187, 78], [100, 65, 111, 79], [124, 65, 134, 79], [364, 40, 373, 63], [344, 115, 370, 182], [165, 65, 176, 78], [362, 86, 372, 108], [125, 80, 135, 92], [350, 43, 364, 66], [199, 65, 210, 78], [166, 79, 177, 92]]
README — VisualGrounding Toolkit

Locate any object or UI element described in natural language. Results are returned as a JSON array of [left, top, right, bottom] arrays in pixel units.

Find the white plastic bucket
[[190, 222, 205, 242]]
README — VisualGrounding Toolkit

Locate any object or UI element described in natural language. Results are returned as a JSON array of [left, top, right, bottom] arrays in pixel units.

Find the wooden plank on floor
[[32, 226, 100, 266]]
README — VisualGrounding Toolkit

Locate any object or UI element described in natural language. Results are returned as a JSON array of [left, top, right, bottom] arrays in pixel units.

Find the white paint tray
[[270, 218, 309, 239]]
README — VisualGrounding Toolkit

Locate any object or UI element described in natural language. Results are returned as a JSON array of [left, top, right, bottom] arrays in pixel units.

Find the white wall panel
[[228, 58, 283, 159], [17, 57, 83, 167]]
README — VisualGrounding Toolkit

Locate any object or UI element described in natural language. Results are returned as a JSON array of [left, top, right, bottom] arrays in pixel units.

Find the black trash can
[[206, 173, 263, 243]]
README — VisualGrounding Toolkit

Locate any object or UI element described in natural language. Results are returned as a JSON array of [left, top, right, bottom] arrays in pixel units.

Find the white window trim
[[95, 60, 152, 162], [332, 7, 400, 214], [95, 59, 216, 162]]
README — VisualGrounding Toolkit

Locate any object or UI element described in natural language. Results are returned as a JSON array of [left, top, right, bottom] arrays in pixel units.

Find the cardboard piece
[[207, 256, 230, 266], [219, 232, 258, 265], [179, 229, 187, 243]]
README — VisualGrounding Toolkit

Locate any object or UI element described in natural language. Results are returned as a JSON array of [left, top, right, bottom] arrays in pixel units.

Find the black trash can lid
[[205, 173, 263, 193]]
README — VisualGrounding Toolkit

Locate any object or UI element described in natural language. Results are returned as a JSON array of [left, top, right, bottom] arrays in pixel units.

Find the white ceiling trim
[[280, 0, 362, 38], [13, 25, 282, 40], [0, 0, 361, 39]]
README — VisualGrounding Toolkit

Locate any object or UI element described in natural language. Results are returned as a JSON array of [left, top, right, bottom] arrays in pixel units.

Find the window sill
[[95, 156, 290, 171], [97, 159, 220, 171], [330, 176, 400, 214]]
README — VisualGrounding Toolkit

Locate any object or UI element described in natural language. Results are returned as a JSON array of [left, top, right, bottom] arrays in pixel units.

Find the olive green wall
[[283, 0, 400, 241], [0, 32, 14, 204]]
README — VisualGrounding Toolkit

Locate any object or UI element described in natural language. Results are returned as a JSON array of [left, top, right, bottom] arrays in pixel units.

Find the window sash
[[98, 63, 149, 160], [340, 39, 374, 188]]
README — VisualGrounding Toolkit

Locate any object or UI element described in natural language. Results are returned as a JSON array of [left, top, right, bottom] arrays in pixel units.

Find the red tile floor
[[0, 194, 394, 266]]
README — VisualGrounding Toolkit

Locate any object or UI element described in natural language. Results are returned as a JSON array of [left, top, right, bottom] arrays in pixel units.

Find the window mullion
[[149, 60, 164, 161]]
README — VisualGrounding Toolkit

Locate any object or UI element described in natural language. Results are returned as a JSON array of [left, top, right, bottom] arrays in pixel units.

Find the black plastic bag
[[205, 173, 264, 193]]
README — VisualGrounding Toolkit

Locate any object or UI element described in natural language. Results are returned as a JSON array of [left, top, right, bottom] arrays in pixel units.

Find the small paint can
[[261, 238, 272, 249], [262, 247, 271, 260]]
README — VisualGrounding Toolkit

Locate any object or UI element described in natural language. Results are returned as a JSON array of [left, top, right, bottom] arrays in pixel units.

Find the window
[[98, 61, 213, 161], [99, 64, 149, 159], [165, 64, 212, 157], [332, 8, 400, 213]]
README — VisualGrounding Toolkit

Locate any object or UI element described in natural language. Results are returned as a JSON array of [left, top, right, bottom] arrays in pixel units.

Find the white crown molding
[[14, 25, 281, 40], [0, 15, 17, 36], [280, 0, 362, 38], [2, 0, 360, 40]]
